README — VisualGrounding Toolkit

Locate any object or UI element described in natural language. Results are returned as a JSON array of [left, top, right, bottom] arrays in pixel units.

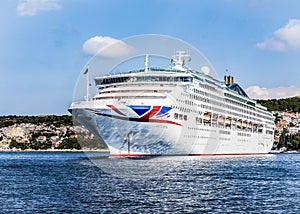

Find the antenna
[[84, 66, 90, 101], [144, 54, 149, 72], [171, 51, 191, 71]]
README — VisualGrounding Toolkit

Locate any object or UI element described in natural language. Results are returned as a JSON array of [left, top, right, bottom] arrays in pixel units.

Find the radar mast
[[171, 51, 191, 71]]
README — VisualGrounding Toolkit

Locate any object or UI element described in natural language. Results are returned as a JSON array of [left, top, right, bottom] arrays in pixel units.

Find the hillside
[[257, 97, 300, 113], [0, 115, 73, 128], [0, 115, 108, 151]]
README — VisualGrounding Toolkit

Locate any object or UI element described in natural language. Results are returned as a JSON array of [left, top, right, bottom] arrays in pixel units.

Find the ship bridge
[[94, 52, 196, 87], [94, 69, 193, 86]]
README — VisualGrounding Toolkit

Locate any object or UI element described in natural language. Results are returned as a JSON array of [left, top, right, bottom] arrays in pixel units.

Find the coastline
[[1, 149, 298, 154], [270, 150, 299, 154]]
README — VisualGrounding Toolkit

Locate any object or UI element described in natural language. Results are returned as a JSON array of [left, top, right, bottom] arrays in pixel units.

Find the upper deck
[[94, 68, 193, 86]]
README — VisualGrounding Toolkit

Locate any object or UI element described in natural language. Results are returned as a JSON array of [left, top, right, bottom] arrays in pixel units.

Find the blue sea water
[[0, 152, 299, 213]]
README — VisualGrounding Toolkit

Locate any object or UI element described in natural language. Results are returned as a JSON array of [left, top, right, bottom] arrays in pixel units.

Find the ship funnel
[[224, 75, 234, 85]]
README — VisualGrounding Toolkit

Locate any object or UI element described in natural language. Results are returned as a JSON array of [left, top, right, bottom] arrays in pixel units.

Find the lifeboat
[[203, 112, 211, 120], [218, 116, 225, 122], [212, 114, 218, 122], [242, 121, 247, 127], [225, 117, 231, 124], [237, 120, 242, 126]]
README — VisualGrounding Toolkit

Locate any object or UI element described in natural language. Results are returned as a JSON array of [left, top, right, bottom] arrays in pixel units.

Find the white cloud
[[256, 19, 300, 51], [256, 38, 287, 51], [82, 36, 136, 58], [17, 0, 63, 16], [245, 85, 300, 99]]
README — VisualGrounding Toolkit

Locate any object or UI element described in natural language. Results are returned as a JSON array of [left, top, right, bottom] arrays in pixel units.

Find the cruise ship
[[69, 51, 274, 156]]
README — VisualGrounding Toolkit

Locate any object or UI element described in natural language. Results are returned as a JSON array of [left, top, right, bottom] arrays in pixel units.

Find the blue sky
[[1, 0, 300, 115]]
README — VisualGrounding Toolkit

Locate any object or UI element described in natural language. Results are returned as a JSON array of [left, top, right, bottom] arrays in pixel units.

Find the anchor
[[119, 130, 137, 155]]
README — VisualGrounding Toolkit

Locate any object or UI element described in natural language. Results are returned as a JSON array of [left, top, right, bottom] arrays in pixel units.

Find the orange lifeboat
[[203, 112, 211, 120], [237, 120, 242, 126], [225, 117, 231, 124]]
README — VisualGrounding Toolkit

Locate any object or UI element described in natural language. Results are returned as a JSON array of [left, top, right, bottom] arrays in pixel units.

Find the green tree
[[9, 139, 18, 149], [57, 138, 81, 150], [291, 136, 300, 151], [257, 97, 300, 113], [9, 139, 29, 150], [278, 128, 288, 148]]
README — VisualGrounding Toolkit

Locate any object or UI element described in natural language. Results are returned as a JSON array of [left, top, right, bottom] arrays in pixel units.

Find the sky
[[1, 0, 300, 115]]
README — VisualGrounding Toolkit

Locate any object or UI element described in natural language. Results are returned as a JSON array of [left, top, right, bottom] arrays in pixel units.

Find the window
[[179, 114, 183, 120], [174, 113, 178, 119], [96, 75, 193, 85]]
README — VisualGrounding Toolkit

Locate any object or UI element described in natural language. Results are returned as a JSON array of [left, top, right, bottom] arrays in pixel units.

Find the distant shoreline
[[1, 149, 298, 154]]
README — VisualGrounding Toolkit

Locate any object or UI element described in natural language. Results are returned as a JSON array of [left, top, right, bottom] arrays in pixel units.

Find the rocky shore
[[0, 115, 107, 151]]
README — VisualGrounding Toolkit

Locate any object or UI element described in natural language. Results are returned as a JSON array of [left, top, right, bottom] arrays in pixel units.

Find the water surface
[[0, 152, 299, 213]]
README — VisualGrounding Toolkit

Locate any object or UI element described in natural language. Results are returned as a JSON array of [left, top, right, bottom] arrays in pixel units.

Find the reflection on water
[[0, 152, 299, 213]]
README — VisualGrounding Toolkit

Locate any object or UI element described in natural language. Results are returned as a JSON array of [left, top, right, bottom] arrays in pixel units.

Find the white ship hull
[[71, 101, 273, 156]]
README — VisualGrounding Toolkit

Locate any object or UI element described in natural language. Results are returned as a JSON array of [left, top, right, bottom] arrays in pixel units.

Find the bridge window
[[96, 75, 193, 85]]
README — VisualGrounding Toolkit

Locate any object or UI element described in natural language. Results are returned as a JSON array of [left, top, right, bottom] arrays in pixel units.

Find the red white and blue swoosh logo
[[92, 105, 182, 126]]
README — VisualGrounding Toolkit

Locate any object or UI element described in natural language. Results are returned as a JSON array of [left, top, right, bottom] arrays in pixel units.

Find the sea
[[0, 152, 299, 213]]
